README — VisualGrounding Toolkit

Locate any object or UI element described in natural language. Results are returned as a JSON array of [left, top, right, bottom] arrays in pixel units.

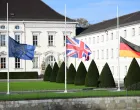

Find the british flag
[[66, 36, 91, 60]]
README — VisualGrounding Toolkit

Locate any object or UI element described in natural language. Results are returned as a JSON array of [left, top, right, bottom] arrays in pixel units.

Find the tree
[[76, 18, 90, 27], [124, 58, 140, 90], [50, 62, 59, 82], [56, 62, 65, 83], [98, 63, 116, 88], [43, 64, 52, 81], [67, 63, 76, 84], [85, 60, 99, 87], [74, 61, 87, 85]]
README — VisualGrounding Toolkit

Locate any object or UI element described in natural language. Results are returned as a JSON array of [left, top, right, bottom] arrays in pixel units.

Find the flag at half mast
[[9, 37, 35, 60], [120, 37, 140, 58], [66, 36, 91, 60]]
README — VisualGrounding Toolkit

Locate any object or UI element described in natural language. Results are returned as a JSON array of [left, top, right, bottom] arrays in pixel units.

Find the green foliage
[[98, 63, 116, 88], [85, 60, 99, 87], [0, 72, 38, 79], [56, 62, 65, 83], [67, 63, 76, 84], [43, 64, 52, 81], [50, 62, 59, 82], [124, 58, 140, 90], [74, 61, 87, 85]]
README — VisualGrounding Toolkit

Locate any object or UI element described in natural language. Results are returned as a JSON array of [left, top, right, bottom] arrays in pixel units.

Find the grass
[[0, 81, 140, 101], [0, 90, 140, 101], [0, 81, 86, 92]]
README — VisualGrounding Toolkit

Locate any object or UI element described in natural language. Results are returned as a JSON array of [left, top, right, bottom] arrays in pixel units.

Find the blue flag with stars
[[9, 37, 35, 60]]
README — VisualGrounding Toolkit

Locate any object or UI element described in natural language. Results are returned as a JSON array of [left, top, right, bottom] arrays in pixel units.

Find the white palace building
[[69, 11, 140, 82], [1, 0, 140, 82], [0, 0, 76, 75]]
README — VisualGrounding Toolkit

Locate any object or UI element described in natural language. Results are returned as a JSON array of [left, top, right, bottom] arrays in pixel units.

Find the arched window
[[46, 55, 56, 68], [15, 25, 20, 29], [1, 25, 5, 29]]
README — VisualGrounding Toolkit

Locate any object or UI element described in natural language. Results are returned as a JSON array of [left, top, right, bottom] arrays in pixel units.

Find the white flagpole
[[64, 4, 67, 93], [7, 2, 10, 94], [117, 6, 120, 91]]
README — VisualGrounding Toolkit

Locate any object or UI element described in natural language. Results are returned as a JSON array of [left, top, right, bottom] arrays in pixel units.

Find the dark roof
[[76, 27, 87, 36], [0, 0, 74, 21], [77, 11, 140, 37]]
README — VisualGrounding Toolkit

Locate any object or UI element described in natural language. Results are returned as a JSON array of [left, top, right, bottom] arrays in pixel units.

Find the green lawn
[[0, 90, 140, 101], [0, 81, 140, 101], [0, 81, 86, 92]]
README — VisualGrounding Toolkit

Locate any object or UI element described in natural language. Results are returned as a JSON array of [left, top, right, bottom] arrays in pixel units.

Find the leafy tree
[[76, 18, 90, 27], [98, 63, 116, 88], [124, 58, 140, 90], [74, 61, 87, 85], [67, 63, 76, 84], [56, 62, 65, 83], [43, 64, 52, 81], [50, 62, 59, 82], [85, 60, 99, 87]]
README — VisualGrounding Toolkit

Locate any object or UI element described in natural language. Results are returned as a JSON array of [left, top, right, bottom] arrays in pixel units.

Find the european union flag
[[9, 37, 35, 60]]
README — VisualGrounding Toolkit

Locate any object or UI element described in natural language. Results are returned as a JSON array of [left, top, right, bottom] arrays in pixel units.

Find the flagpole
[[64, 4, 67, 93], [23, 22, 26, 72], [75, 58, 76, 70], [7, 2, 10, 95], [117, 5, 120, 91]]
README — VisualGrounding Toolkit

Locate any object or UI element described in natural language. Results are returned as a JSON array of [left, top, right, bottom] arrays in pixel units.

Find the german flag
[[120, 37, 140, 58]]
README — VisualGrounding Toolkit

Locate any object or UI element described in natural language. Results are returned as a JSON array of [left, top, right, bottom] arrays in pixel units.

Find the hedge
[[85, 60, 99, 87], [98, 63, 116, 88], [0, 72, 38, 79], [43, 64, 52, 81], [56, 62, 65, 83], [50, 62, 59, 82], [74, 61, 87, 85], [67, 63, 76, 84], [124, 58, 140, 90]]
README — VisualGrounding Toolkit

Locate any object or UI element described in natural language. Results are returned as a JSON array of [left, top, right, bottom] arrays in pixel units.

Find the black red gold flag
[[120, 37, 140, 58]]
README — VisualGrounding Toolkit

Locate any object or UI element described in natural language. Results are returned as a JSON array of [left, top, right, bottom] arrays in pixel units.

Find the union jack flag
[[66, 36, 91, 60]]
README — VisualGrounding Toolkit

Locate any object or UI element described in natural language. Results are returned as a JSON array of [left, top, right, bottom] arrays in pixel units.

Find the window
[[97, 36, 99, 43], [93, 37, 95, 44], [46, 55, 56, 68], [48, 35, 54, 46], [0, 57, 6, 69], [112, 66, 114, 75], [111, 48, 113, 58], [33, 35, 38, 46], [15, 58, 20, 68], [0, 34, 6, 46], [132, 28, 135, 36], [125, 66, 127, 75], [0, 25, 5, 29], [93, 51, 95, 59], [97, 50, 99, 59], [85, 38, 87, 43], [63, 35, 66, 46], [116, 48, 118, 58], [124, 30, 127, 38], [32, 57, 38, 68], [102, 50, 104, 59], [89, 37, 91, 44], [15, 25, 20, 29], [15, 34, 20, 43], [106, 34, 108, 41], [106, 49, 108, 59], [116, 31, 118, 39], [102, 35, 104, 42], [111, 33, 113, 40]]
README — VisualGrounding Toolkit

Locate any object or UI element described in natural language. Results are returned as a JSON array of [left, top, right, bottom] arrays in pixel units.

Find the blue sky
[[43, 0, 140, 24]]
